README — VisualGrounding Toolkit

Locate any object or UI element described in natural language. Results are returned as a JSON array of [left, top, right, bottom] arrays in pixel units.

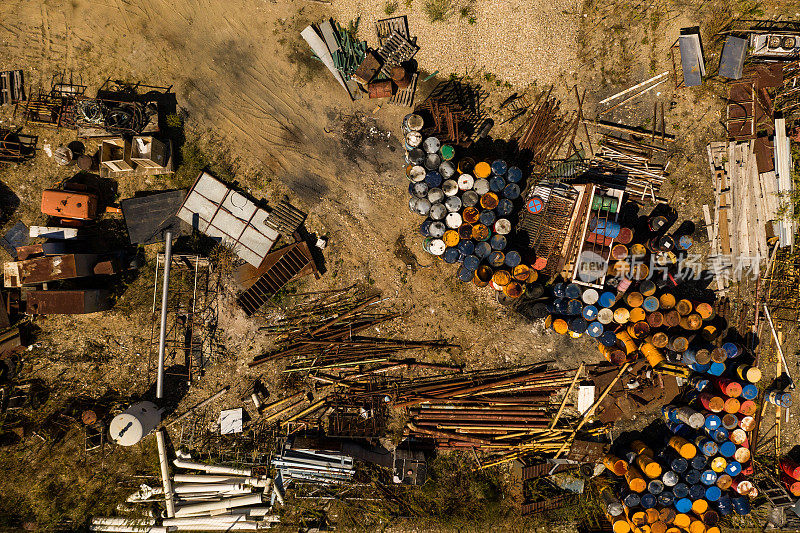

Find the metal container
[[444, 196, 462, 213], [479, 209, 496, 226], [490, 234, 507, 251], [409, 197, 431, 216], [423, 238, 446, 256], [491, 159, 508, 175], [402, 113, 424, 132], [457, 266, 474, 282], [425, 152, 442, 170], [457, 158, 475, 174], [480, 192, 499, 210], [474, 241, 492, 258], [440, 144, 455, 161], [463, 254, 480, 271], [428, 187, 445, 204], [507, 166, 522, 183], [443, 247, 460, 263], [489, 176, 505, 193], [428, 221, 446, 238], [424, 170, 443, 188], [503, 183, 520, 199], [458, 173, 474, 190], [493, 218, 511, 235], [442, 179, 459, 196], [439, 161, 456, 179], [474, 161, 491, 179], [472, 223, 490, 241], [474, 178, 490, 195], [463, 207, 480, 224], [488, 251, 505, 268], [429, 203, 447, 220], [423, 136, 441, 154], [590, 218, 621, 238], [443, 229, 460, 247], [408, 165, 426, 182], [462, 190, 480, 208], [445, 212, 462, 229], [504, 250, 521, 267], [405, 131, 423, 150]]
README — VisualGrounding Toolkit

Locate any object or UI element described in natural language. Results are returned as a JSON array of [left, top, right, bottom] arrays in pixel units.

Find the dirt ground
[[0, 0, 798, 530]]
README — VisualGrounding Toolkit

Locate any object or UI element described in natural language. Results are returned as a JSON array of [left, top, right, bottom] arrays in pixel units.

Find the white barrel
[[110, 402, 161, 446], [458, 173, 474, 190], [427, 188, 444, 203], [439, 161, 456, 178], [474, 178, 490, 195], [444, 196, 462, 212], [408, 165, 426, 182], [409, 197, 431, 216], [442, 179, 459, 196], [429, 203, 447, 220], [429, 221, 446, 238], [597, 308, 614, 324], [423, 136, 441, 154], [582, 288, 599, 305], [405, 131, 422, 148], [173, 494, 263, 517], [445, 212, 463, 229], [494, 219, 511, 235], [425, 239, 446, 255]]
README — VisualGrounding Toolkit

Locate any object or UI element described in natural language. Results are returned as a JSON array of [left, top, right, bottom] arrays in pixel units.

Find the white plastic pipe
[[174, 494, 263, 517], [163, 516, 250, 525], [173, 483, 246, 494], [91, 519, 156, 526], [156, 429, 176, 518], [173, 474, 250, 484], [156, 231, 173, 400], [173, 459, 252, 477], [89, 528, 170, 533], [164, 524, 258, 532]]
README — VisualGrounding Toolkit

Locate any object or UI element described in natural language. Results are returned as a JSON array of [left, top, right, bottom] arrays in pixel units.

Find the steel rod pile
[[273, 444, 355, 485], [596, 135, 669, 197], [513, 88, 580, 171]]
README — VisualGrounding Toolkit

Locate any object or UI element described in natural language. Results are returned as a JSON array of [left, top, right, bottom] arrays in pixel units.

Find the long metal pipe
[[173, 458, 252, 477], [156, 429, 177, 518], [763, 304, 795, 387], [156, 231, 173, 400], [173, 494, 263, 517]]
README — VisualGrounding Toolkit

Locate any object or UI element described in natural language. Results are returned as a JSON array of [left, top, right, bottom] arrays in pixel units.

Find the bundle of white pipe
[[174, 494, 263, 517], [89, 518, 170, 533], [173, 458, 251, 477]]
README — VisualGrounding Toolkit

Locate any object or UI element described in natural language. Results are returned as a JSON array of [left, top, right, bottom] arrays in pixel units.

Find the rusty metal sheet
[[521, 494, 578, 515], [567, 440, 607, 463], [25, 290, 112, 315], [2, 254, 100, 287]]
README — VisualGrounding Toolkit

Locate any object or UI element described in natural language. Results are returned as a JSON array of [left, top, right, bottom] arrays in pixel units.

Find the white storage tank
[[109, 401, 161, 446]]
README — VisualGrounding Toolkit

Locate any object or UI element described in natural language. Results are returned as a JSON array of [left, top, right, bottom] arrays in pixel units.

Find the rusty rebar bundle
[[513, 88, 580, 172]]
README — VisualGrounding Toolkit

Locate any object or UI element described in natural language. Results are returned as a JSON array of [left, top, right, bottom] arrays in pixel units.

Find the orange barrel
[[666, 529, 681, 533], [492, 270, 511, 286], [679, 313, 703, 330], [630, 243, 647, 257], [688, 519, 706, 533], [608, 514, 631, 533], [631, 263, 650, 280], [701, 325, 720, 341], [526, 269, 538, 283], [626, 291, 644, 307], [544, 315, 553, 330], [694, 302, 714, 320], [503, 282, 524, 298], [710, 347, 728, 364], [706, 529, 720, 533], [604, 454, 629, 475], [694, 349, 712, 365], [692, 499, 709, 515], [648, 332, 669, 349], [628, 320, 650, 339], [669, 436, 697, 458], [458, 223, 474, 240], [600, 346, 627, 365], [614, 308, 631, 324], [630, 308, 646, 323], [782, 473, 800, 496], [598, 308, 614, 325], [717, 378, 743, 397], [673, 514, 691, 529], [641, 342, 665, 368], [699, 393, 725, 412], [480, 192, 499, 209], [472, 223, 490, 241], [443, 230, 460, 247], [736, 364, 762, 383], [609, 261, 630, 278], [512, 264, 530, 282], [625, 466, 647, 492], [632, 440, 653, 457], [663, 310, 680, 327], [474, 265, 492, 286], [669, 336, 688, 352], [647, 311, 664, 328], [552, 319, 569, 335], [715, 474, 732, 490], [659, 508, 676, 525], [631, 511, 647, 527], [617, 330, 638, 354], [636, 454, 663, 478], [676, 299, 693, 316], [474, 161, 491, 178], [463, 206, 480, 224], [651, 522, 667, 533], [645, 509, 660, 524], [723, 397, 741, 414], [612, 244, 629, 260], [738, 400, 757, 416], [659, 293, 676, 309]]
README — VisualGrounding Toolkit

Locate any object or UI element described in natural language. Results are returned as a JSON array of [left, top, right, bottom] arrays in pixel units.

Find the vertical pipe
[[157, 231, 173, 400], [156, 429, 176, 518]]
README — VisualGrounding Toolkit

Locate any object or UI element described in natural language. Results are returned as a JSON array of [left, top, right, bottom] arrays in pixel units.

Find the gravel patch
[[332, 0, 581, 88]]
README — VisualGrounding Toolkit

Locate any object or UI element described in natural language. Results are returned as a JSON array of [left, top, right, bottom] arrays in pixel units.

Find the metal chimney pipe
[[156, 231, 173, 400]]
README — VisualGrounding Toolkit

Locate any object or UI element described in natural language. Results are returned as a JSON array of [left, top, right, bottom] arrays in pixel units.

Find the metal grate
[[237, 245, 313, 315], [376, 16, 410, 47], [375, 31, 419, 77], [265, 200, 306, 236], [0, 70, 24, 105]]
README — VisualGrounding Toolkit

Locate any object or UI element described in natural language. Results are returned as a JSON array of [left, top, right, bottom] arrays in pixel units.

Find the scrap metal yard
[[1, 0, 800, 532]]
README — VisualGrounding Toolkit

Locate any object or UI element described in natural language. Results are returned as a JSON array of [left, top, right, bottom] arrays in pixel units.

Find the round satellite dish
[[109, 401, 161, 446]]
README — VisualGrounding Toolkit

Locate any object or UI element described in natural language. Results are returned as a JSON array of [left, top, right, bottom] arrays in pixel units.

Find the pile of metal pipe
[[273, 444, 355, 485]]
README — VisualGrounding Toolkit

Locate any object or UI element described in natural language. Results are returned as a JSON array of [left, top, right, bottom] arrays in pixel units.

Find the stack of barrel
[[403, 113, 537, 301], [780, 456, 800, 497], [601, 430, 754, 533]]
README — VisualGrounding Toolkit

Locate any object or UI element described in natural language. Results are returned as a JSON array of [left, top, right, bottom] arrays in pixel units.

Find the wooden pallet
[[376, 16, 409, 47], [389, 72, 417, 108], [376, 31, 418, 77]]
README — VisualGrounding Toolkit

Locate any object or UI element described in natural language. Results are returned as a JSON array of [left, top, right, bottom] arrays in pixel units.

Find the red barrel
[[780, 457, 800, 480], [782, 473, 800, 496], [699, 393, 724, 413], [739, 400, 757, 416], [717, 378, 743, 398]]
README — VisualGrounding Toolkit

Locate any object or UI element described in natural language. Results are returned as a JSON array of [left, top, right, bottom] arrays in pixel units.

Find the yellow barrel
[[492, 270, 511, 286], [673, 514, 691, 529], [701, 324, 718, 341], [552, 319, 568, 335], [659, 293, 676, 309], [651, 523, 667, 533], [631, 440, 652, 457], [668, 436, 697, 459], [603, 454, 628, 475], [659, 508, 675, 524], [695, 302, 714, 320], [616, 330, 638, 354], [512, 264, 530, 282], [706, 528, 721, 533], [627, 320, 649, 339], [666, 529, 681, 533], [474, 161, 491, 178], [614, 308, 631, 324], [631, 263, 649, 280], [710, 457, 727, 473], [641, 342, 665, 368], [648, 332, 669, 349], [443, 230, 460, 247], [544, 315, 553, 330], [689, 519, 706, 533], [629, 308, 646, 323], [626, 291, 644, 307], [630, 243, 647, 257], [675, 299, 693, 316], [503, 282, 523, 298], [636, 454, 663, 479], [625, 466, 647, 492], [631, 511, 647, 526], [679, 313, 703, 330], [645, 509, 660, 524], [692, 500, 708, 515], [609, 514, 631, 533]]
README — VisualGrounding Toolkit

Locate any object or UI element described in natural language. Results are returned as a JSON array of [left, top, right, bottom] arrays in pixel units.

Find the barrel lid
[[488, 251, 505, 267], [458, 240, 475, 254], [423, 136, 441, 153], [405, 130, 422, 147], [442, 247, 460, 263], [503, 183, 521, 200], [404, 113, 424, 130], [462, 190, 480, 207], [480, 192, 499, 209], [444, 196, 462, 213], [409, 165, 426, 182], [474, 161, 491, 178], [587, 321, 604, 337], [494, 218, 511, 235], [424, 171, 443, 187], [442, 179, 459, 196], [463, 254, 480, 271], [408, 148, 425, 164], [428, 221, 446, 238], [491, 159, 508, 175], [474, 241, 492, 258], [427, 187, 444, 203], [597, 308, 614, 324], [474, 178, 490, 195], [410, 197, 431, 216], [504, 250, 521, 267], [429, 203, 447, 220], [507, 166, 522, 182], [427, 239, 446, 255], [490, 234, 507, 250], [479, 209, 496, 226], [443, 229, 460, 247], [411, 181, 429, 198], [489, 176, 505, 193], [458, 173, 474, 190], [445, 212, 463, 229], [457, 266, 474, 282], [424, 153, 442, 170], [440, 144, 455, 160]]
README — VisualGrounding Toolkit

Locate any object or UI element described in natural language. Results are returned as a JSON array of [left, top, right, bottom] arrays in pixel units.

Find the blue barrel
[[701, 470, 717, 486], [582, 305, 598, 321], [600, 330, 617, 347], [676, 498, 693, 513], [685, 470, 701, 485], [456, 266, 473, 282], [705, 486, 721, 502], [689, 484, 706, 501], [707, 427, 728, 443], [705, 414, 721, 431], [648, 480, 664, 495], [491, 159, 508, 176], [506, 166, 522, 182], [425, 171, 443, 188], [658, 491, 674, 507], [587, 322, 604, 338], [707, 362, 726, 376], [411, 181, 429, 198], [496, 198, 514, 216], [741, 384, 758, 400], [569, 318, 588, 334], [698, 439, 718, 456], [725, 461, 741, 476], [640, 493, 657, 509], [479, 209, 496, 226], [719, 442, 736, 458], [598, 291, 616, 308], [545, 300, 558, 314], [458, 240, 475, 255], [590, 218, 621, 238], [642, 297, 659, 312], [722, 342, 741, 359], [443, 247, 460, 263], [683, 349, 697, 366], [419, 220, 433, 236], [554, 299, 570, 315], [567, 299, 583, 315], [623, 492, 641, 508], [504, 250, 521, 267], [673, 482, 689, 499], [474, 241, 492, 258], [489, 176, 506, 193], [691, 456, 707, 470], [716, 495, 732, 515], [678, 235, 693, 250], [503, 183, 521, 200], [691, 376, 710, 391], [551, 282, 565, 297], [732, 496, 751, 515], [488, 251, 505, 268], [691, 362, 712, 373], [565, 283, 582, 299], [463, 254, 480, 271], [490, 234, 507, 251], [663, 471, 679, 487]]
